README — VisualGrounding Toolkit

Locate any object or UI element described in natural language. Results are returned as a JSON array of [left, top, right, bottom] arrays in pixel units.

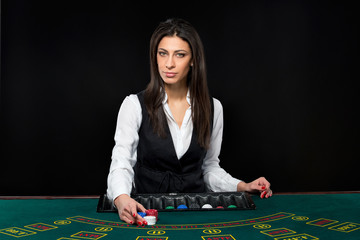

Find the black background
[[1, 1, 359, 195]]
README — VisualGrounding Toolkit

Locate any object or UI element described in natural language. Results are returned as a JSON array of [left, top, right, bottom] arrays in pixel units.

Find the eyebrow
[[158, 48, 189, 53]]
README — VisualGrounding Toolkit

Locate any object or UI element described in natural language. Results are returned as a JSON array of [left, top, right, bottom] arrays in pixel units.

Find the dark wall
[[1, 1, 358, 195]]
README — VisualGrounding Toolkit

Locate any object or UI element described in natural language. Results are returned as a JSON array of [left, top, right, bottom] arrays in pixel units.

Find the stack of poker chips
[[138, 209, 158, 225]]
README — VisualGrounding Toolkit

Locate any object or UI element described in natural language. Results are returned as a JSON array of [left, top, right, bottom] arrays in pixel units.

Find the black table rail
[[97, 191, 256, 212]]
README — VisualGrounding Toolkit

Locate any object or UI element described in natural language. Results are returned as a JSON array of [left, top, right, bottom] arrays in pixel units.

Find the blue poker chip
[[138, 212, 146, 218], [177, 204, 188, 209]]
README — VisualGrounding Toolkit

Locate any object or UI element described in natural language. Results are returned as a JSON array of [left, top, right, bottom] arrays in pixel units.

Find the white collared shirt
[[107, 92, 241, 201]]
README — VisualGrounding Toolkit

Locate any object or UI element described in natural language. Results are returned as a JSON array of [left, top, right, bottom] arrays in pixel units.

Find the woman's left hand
[[237, 177, 273, 198]]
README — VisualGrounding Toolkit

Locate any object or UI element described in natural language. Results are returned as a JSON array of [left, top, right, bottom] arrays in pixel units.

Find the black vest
[[133, 91, 213, 194]]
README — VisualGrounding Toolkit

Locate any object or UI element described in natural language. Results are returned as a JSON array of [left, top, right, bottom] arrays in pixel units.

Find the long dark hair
[[144, 18, 212, 149]]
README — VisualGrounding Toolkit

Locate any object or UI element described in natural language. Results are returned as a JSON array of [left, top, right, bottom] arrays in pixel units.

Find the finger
[[121, 215, 135, 225], [268, 189, 273, 197], [121, 207, 136, 224], [257, 177, 270, 186], [265, 189, 273, 198], [136, 216, 146, 226], [260, 191, 266, 199], [136, 215, 146, 226], [137, 202, 147, 213], [129, 204, 138, 219], [136, 203, 147, 225], [128, 209, 144, 226], [255, 184, 267, 192], [119, 207, 135, 224]]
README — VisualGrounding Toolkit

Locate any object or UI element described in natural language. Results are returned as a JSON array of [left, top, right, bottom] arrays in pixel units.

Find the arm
[[202, 98, 273, 198], [202, 98, 242, 192], [106, 95, 147, 224], [107, 95, 141, 200]]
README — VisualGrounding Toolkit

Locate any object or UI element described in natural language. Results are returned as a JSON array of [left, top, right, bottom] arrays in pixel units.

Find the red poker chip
[[145, 209, 158, 221]]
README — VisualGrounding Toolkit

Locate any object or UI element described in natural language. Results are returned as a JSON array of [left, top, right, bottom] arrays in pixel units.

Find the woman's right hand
[[114, 194, 147, 225]]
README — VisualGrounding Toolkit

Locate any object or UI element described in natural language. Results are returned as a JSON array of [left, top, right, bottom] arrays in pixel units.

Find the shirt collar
[[163, 89, 191, 106]]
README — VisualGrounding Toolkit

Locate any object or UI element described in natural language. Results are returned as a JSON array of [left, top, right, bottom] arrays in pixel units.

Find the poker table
[[1, 192, 359, 240]]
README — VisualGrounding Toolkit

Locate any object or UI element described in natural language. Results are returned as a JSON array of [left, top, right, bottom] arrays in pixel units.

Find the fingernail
[[138, 221, 142, 226], [261, 186, 266, 190], [144, 221, 148, 225], [260, 192, 265, 198], [133, 213, 136, 217], [130, 221, 133, 224]]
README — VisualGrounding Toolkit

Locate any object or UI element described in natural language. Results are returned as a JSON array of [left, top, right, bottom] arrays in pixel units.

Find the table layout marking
[[0, 227, 37, 238], [200, 234, 235, 240], [24, 223, 58, 232], [306, 218, 339, 227], [67, 212, 295, 230], [272, 233, 319, 240], [260, 228, 297, 237], [328, 222, 360, 233]]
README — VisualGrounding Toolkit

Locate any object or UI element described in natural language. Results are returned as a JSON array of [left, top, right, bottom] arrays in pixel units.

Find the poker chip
[[138, 212, 146, 218], [145, 209, 158, 221], [227, 205, 237, 208], [201, 204, 213, 209], [144, 216, 156, 225], [177, 204, 188, 209]]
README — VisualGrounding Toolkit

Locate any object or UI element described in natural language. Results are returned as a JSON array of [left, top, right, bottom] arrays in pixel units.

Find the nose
[[165, 55, 175, 69]]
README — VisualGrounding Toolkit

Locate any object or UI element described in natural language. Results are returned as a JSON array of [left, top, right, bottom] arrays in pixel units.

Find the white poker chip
[[201, 204, 213, 209], [144, 216, 156, 225]]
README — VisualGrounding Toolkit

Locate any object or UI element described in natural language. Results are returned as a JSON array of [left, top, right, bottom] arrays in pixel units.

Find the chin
[[162, 77, 180, 85]]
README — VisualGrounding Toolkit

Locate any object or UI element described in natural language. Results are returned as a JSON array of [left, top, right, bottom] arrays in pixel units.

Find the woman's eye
[[158, 51, 167, 56], [176, 53, 185, 58]]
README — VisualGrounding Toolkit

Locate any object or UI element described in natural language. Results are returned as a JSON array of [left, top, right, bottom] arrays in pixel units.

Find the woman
[[107, 18, 273, 226]]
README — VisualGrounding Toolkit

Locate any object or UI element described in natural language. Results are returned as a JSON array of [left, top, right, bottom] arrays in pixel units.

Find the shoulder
[[118, 94, 142, 116], [122, 94, 141, 107], [127, 93, 141, 104], [115, 93, 143, 129]]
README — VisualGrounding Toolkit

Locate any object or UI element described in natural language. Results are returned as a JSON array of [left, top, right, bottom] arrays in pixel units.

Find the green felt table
[[0, 193, 359, 240]]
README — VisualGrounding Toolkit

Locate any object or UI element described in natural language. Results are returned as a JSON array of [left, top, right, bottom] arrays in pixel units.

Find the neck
[[164, 82, 188, 101]]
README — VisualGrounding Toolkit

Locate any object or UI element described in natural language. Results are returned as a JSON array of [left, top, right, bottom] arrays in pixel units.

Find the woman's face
[[157, 35, 192, 87]]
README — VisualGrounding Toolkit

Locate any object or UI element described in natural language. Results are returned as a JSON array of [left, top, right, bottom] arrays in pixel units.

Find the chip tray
[[97, 192, 256, 212]]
